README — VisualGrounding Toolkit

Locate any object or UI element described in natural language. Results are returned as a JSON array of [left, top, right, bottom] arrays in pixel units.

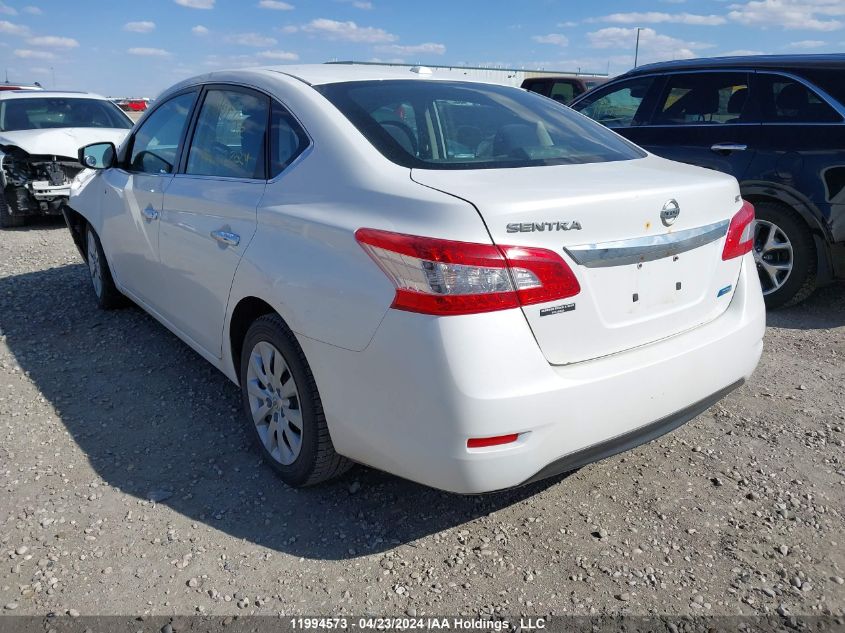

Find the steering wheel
[[380, 120, 418, 155]]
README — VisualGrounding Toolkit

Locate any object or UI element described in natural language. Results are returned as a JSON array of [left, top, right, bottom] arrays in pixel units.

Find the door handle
[[711, 143, 747, 153], [211, 230, 240, 246], [141, 206, 159, 221]]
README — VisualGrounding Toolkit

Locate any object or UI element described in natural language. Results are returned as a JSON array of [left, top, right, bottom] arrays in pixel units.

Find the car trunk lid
[[411, 156, 746, 365]]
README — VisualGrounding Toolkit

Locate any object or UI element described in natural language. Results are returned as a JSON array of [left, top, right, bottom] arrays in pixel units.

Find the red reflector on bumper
[[467, 434, 519, 449]]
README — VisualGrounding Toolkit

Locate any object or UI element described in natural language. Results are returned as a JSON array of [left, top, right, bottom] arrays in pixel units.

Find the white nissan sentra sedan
[[64, 65, 765, 494]]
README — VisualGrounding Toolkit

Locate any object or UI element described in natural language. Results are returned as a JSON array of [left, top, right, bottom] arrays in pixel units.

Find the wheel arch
[[62, 205, 88, 262], [228, 296, 278, 384], [740, 182, 834, 284]]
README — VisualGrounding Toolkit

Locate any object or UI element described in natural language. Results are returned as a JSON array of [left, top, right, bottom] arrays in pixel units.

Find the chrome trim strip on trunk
[[564, 219, 729, 268]]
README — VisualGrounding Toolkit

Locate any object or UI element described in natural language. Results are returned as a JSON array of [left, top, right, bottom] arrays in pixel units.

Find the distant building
[[326, 60, 610, 88]]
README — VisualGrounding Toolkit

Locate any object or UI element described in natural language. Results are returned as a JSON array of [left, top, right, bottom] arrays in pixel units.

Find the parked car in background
[[65, 65, 764, 493], [113, 97, 150, 113], [521, 75, 607, 104], [569, 54, 845, 308], [0, 90, 133, 227]]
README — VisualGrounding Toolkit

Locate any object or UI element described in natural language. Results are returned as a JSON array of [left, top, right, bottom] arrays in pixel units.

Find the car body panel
[[744, 117, 845, 239], [158, 175, 264, 358], [225, 162, 491, 363], [99, 168, 170, 309], [411, 155, 744, 365], [299, 253, 763, 493], [67, 65, 766, 492], [625, 125, 759, 181]]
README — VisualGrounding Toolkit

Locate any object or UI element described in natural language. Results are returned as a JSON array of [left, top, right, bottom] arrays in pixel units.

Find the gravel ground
[[1, 219, 843, 619]]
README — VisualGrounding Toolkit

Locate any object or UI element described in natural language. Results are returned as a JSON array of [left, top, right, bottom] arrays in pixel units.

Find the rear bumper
[[299, 254, 765, 494], [521, 379, 743, 486]]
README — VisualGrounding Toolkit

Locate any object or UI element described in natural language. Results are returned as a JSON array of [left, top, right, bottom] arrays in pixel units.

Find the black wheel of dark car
[[85, 225, 125, 309], [752, 200, 817, 309], [0, 192, 27, 228], [239, 314, 352, 487]]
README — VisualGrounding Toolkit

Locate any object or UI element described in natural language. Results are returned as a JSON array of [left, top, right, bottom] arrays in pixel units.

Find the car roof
[[259, 63, 495, 86], [0, 90, 110, 101], [159, 64, 519, 105], [624, 53, 845, 77]]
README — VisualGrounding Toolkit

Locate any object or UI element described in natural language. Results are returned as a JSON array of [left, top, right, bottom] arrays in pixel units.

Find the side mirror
[[79, 142, 116, 170]]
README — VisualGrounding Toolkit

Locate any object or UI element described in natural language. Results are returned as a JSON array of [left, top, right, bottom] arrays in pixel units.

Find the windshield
[[0, 97, 133, 132], [317, 80, 645, 170]]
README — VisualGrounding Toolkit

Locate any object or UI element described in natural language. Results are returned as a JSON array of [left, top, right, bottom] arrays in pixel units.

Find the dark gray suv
[[570, 54, 845, 308]]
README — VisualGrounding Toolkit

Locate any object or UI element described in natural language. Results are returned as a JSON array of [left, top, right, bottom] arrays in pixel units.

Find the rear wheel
[[86, 226, 125, 309], [0, 192, 27, 228], [752, 200, 817, 309], [239, 314, 352, 487]]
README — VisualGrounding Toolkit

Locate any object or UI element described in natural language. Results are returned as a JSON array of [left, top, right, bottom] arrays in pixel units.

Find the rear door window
[[572, 77, 655, 128], [755, 73, 842, 123], [798, 69, 845, 109], [186, 88, 270, 179], [270, 101, 309, 177], [653, 73, 751, 125]]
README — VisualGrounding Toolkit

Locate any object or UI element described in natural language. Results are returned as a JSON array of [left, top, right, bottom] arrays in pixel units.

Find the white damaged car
[[0, 90, 132, 227]]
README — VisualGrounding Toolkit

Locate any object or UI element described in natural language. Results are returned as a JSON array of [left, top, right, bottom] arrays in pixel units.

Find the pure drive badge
[[540, 303, 576, 317], [506, 221, 582, 233]]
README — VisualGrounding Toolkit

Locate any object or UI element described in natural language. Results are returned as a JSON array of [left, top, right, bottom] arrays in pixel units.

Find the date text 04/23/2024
[[289, 617, 548, 631]]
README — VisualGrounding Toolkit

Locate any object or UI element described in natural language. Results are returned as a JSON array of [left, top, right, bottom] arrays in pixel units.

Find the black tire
[[85, 225, 125, 309], [0, 191, 27, 228], [753, 200, 817, 309], [239, 314, 352, 487]]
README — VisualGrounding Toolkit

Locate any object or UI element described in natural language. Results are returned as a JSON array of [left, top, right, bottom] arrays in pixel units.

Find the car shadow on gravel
[[766, 281, 845, 331], [1, 216, 67, 232], [0, 263, 565, 561]]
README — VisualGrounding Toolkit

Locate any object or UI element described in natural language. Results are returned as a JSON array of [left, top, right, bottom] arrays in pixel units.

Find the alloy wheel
[[753, 219, 793, 295], [245, 341, 303, 465]]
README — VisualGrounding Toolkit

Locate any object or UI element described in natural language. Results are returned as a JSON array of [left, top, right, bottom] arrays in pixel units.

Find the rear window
[[316, 80, 644, 170], [756, 73, 842, 124], [800, 69, 845, 107]]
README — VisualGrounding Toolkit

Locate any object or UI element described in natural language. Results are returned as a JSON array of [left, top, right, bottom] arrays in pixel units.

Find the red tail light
[[722, 200, 755, 260], [467, 434, 519, 448], [355, 228, 580, 316]]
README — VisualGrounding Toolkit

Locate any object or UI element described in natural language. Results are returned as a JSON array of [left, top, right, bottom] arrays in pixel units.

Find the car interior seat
[[455, 125, 483, 153], [4, 105, 32, 131], [726, 88, 748, 123], [379, 120, 417, 156], [669, 88, 719, 123], [492, 123, 538, 157], [239, 114, 267, 178], [775, 83, 810, 121]]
